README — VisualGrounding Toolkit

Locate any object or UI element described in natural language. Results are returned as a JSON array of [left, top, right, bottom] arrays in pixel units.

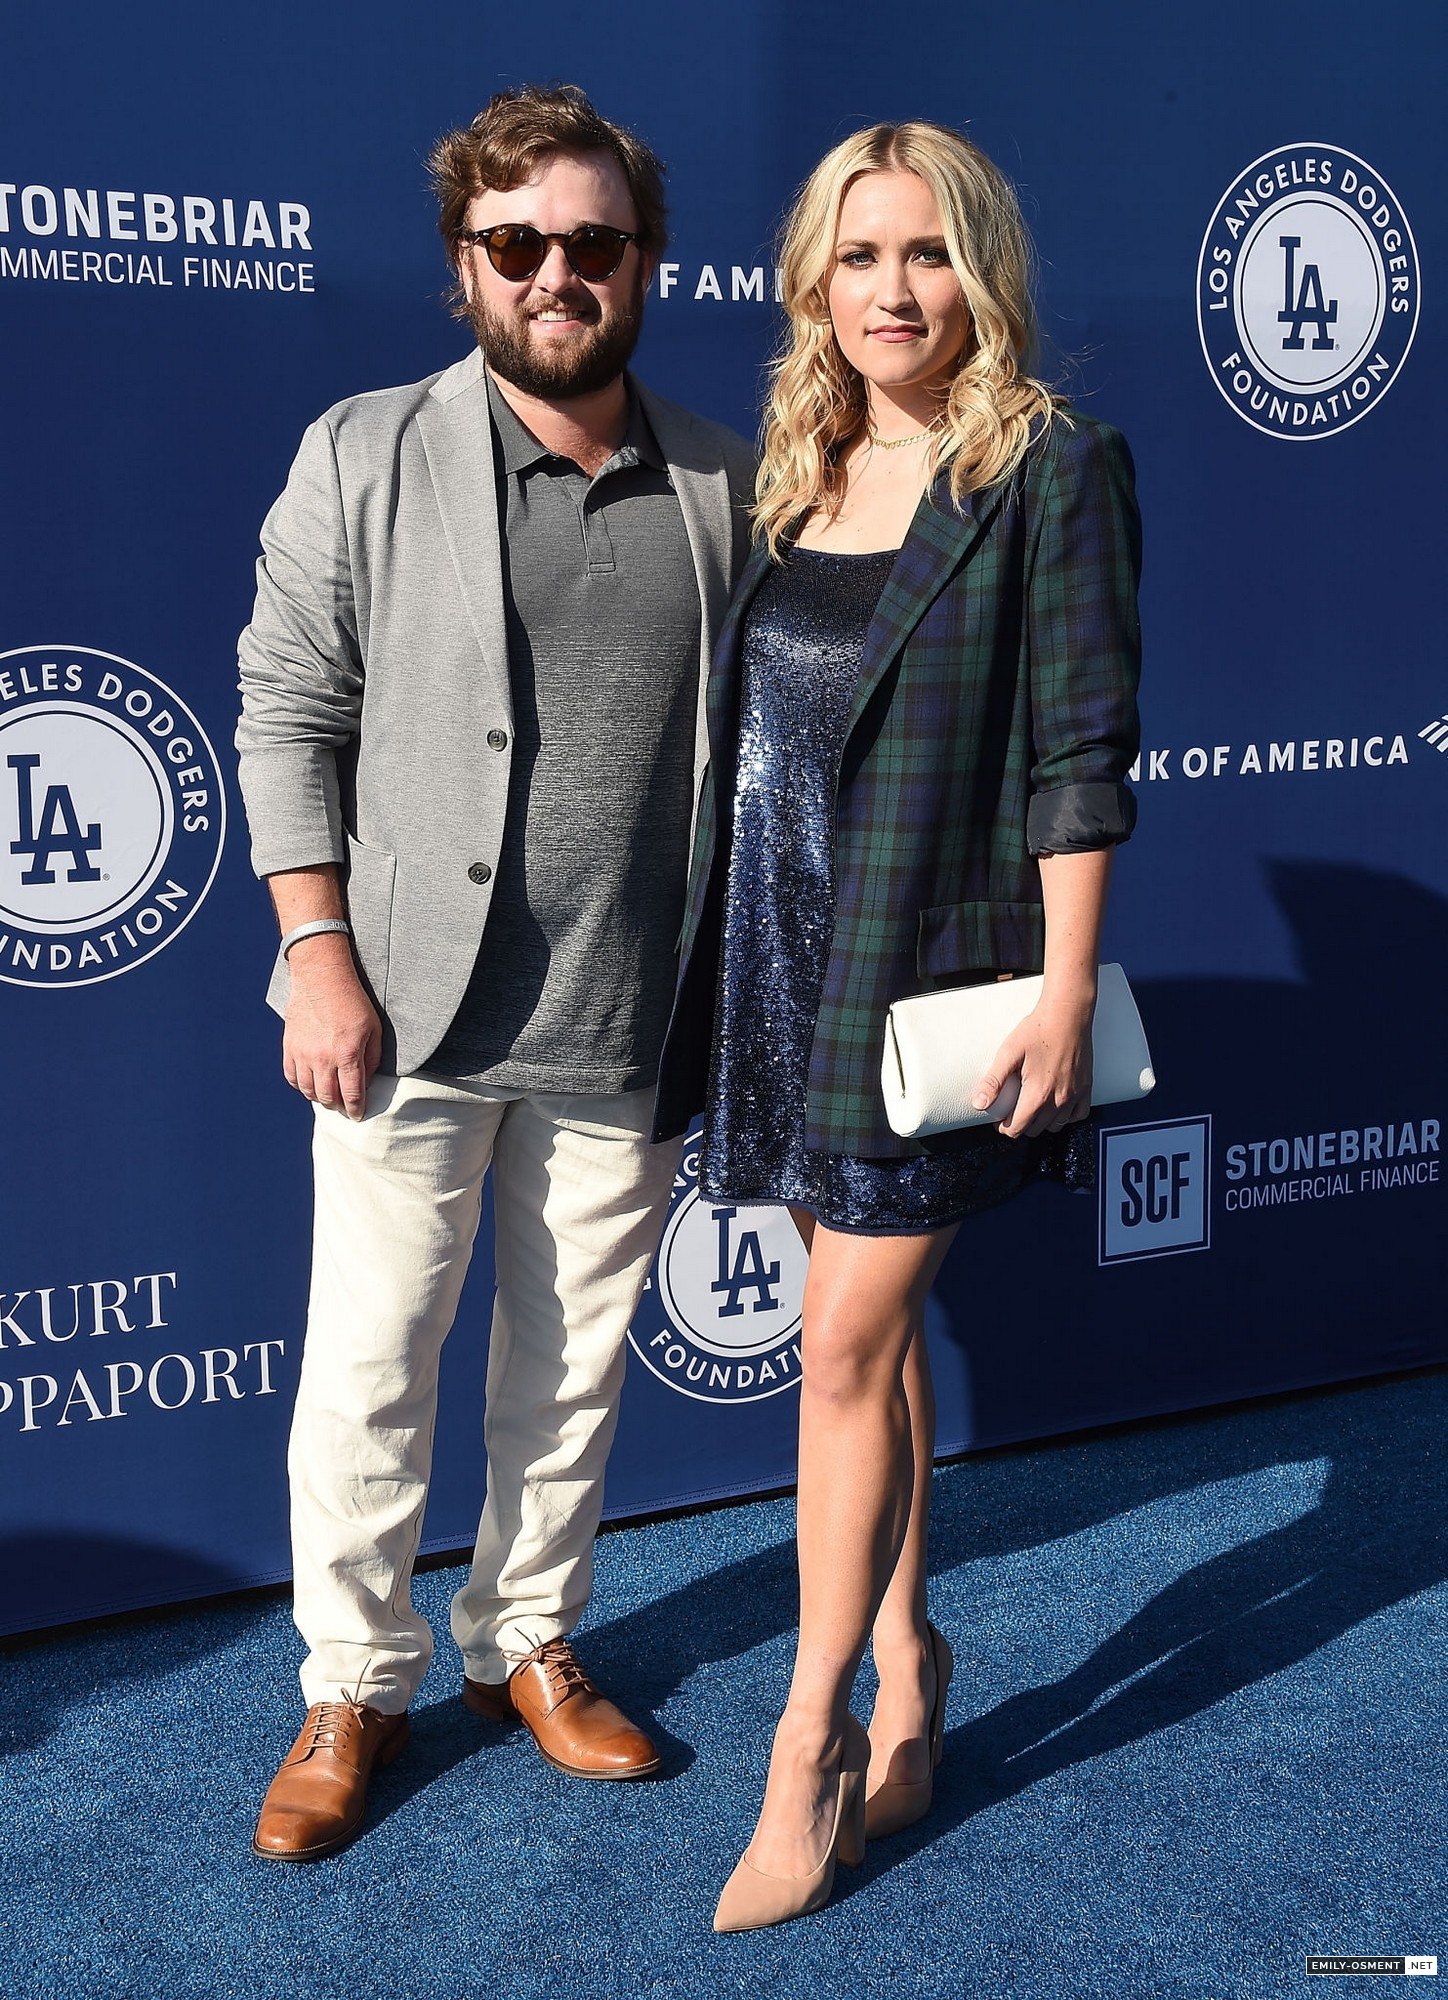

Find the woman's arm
[[971, 847, 1113, 1137], [971, 417, 1142, 1138]]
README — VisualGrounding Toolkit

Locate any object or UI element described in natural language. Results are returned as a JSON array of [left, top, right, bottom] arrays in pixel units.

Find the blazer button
[[487, 729, 508, 750], [468, 862, 492, 885]]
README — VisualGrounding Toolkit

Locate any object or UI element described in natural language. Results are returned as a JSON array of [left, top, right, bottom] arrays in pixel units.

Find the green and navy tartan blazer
[[653, 411, 1143, 1159]]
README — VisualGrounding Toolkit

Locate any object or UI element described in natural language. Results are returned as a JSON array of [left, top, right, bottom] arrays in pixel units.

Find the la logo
[[709, 1206, 782, 1319], [1277, 234, 1338, 353], [8, 752, 102, 884]]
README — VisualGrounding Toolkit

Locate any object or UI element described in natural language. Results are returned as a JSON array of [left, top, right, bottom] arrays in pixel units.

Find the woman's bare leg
[[868, 1325, 939, 1785], [790, 1207, 942, 1783], [745, 1218, 958, 1878]]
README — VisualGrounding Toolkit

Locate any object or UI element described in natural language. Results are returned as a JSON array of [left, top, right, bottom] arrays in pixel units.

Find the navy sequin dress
[[698, 546, 1094, 1235]]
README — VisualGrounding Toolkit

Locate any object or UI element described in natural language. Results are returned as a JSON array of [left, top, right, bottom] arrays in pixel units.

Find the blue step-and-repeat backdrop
[[2, 4, 1443, 1634]]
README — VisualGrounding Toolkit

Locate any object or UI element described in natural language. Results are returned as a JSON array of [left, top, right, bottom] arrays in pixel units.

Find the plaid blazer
[[652, 411, 1142, 1158]]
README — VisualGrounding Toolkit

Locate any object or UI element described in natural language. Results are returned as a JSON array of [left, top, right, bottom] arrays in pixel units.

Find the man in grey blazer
[[236, 85, 753, 1861]]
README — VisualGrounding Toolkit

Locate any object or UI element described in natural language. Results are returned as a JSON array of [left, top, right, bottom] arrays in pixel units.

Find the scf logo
[[1099, 1117, 1212, 1265]]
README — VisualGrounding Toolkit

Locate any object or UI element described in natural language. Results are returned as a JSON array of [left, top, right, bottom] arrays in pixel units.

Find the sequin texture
[[699, 546, 1094, 1234]]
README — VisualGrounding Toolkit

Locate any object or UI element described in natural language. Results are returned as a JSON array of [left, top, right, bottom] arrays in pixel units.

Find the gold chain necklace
[[869, 423, 941, 451]]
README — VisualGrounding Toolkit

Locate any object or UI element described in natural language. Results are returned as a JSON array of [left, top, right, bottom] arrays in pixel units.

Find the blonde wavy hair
[[755, 121, 1060, 557]]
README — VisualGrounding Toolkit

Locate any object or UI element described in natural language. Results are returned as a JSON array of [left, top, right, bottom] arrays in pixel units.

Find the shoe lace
[[300, 1660, 379, 1752], [511, 1636, 592, 1703], [299, 1696, 369, 1754]]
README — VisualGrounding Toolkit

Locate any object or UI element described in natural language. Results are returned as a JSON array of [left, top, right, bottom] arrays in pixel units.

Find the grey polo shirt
[[426, 371, 701, 1093]]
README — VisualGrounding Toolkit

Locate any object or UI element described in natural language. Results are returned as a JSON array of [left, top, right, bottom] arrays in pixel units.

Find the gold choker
[[870, 425, 941, 451]]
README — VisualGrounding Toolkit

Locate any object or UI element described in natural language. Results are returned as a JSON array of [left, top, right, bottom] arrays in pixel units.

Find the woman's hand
[[970, 988, 1096, 1139], [972, 846, 1114, 1138]]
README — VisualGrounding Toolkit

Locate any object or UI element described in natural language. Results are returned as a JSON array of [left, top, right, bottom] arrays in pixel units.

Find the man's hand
[[282, 933, 382, 1120]]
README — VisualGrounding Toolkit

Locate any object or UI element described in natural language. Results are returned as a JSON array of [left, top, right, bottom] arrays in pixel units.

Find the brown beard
[[467, 271, 646, 400]]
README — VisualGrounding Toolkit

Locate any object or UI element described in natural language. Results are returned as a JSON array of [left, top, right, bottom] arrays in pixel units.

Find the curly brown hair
[[428, 84, 667, 319]]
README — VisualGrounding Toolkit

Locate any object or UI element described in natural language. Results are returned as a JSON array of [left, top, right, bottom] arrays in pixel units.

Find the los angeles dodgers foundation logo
[[0, 646, 225, 987], [628, 1130, 808, 1404], [1197, 144, 1419, 440]]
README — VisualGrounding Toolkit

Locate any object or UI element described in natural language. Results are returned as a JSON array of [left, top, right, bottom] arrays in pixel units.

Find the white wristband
[[280, 918, 352, 958]]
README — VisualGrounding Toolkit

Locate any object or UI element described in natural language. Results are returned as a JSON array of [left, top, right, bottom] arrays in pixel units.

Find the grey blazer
[[235, 347, 756, 1074]]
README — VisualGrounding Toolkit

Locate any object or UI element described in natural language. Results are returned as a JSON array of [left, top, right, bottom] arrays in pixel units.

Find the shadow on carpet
[[1, 1369, 1443, 2000]]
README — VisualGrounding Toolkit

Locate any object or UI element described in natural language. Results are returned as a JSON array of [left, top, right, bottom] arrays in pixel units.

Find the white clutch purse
[[881, 962, 1156, 1138]]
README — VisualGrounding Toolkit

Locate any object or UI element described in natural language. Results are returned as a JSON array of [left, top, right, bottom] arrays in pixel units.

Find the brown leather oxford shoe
[[462, 1637, 661, 1780], [252, 1698, 409, 1861]]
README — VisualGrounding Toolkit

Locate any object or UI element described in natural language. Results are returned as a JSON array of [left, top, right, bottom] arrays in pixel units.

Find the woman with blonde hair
[[653, 120, 1142, 1930]]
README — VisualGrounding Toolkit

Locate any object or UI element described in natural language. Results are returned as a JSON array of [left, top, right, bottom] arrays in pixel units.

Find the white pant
[[289, 1071, 683, 1712]]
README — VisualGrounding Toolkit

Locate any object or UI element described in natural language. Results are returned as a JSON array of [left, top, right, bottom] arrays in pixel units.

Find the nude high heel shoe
[[863, 1622, 953, 1840], [712, 1714, 870, 1933]]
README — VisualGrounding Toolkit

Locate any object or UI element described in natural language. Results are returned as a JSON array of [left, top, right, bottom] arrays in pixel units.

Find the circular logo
[[0, 646, 226, 987], [628, 1130, 809, 1404], [1197, 144, 1419, 440]]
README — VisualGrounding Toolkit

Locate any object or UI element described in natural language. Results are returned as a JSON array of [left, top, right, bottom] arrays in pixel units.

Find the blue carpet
[[2, 1370, 1444, 2000]]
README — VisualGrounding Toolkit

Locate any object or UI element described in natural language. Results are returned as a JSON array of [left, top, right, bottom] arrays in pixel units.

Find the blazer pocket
[[342, 832, 397, 1009], [916, 899, 1046, 980]]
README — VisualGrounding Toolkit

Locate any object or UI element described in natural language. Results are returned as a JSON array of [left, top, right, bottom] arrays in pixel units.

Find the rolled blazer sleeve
[[235, 416, 363, 878], [1023, 417, 1143, 857]]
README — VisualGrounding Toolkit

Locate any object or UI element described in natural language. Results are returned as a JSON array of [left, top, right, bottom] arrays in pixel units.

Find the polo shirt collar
[[485, 367, 664, 475]]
